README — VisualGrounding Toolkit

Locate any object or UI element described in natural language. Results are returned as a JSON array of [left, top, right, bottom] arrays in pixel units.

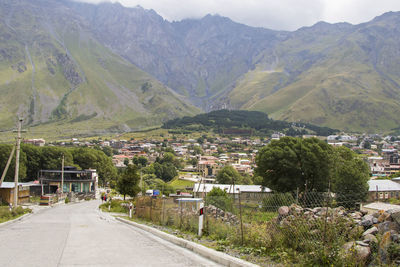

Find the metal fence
[[133, 191, 373, 265]]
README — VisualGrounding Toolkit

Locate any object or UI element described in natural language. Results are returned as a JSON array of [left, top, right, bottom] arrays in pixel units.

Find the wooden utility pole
[[0, 142, 16, 186], [61, 154, 64, 195], [13, 118, 23, 207]]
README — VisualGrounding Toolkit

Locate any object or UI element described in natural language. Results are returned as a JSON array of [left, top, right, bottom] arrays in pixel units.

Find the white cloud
[[75, 0, 400, 30]]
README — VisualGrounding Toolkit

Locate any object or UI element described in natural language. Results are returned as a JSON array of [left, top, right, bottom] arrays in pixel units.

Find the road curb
[[0, 212, 32, 228], [116, 217, 259, 267]]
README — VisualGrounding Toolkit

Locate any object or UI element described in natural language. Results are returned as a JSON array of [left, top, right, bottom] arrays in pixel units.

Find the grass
[[0, 206, 32, 224], [99, 199, 131, 213], [168, 178, 195, 190]]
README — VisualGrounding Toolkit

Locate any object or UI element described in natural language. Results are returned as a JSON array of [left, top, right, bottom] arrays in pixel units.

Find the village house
[[193, 183, 271, 203], [368, 179, 400, 201], [39, 167, 98, 195]]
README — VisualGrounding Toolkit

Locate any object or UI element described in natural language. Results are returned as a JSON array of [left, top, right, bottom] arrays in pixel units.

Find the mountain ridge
[[1, 0, 400, 134]]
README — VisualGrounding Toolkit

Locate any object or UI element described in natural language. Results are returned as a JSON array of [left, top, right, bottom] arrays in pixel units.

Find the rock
[[378, 221, 400, 234], [363, 226, 378, 236], [372, 212, 381, 218], [356, 241, 369, 247], [390, 210, 400, 225], [350, 212, 362, 220], [363, 234, 378, 244], [373, 217, 379, 224], [360, 209, 368, 216], [380, 231, 392, 264], [361, 215, 375, 227], [343, 242, 371, 262], [378, 212, 391, 223], [343, 241, 356, 251], [278, 206, 289, 217], [392, 233, 400, 243], [355, 245, 371, 262], [312, 207, 322, 213]]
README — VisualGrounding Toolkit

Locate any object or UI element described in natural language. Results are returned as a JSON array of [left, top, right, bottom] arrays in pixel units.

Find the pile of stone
[[205, 205, 239, 225], [348, 208, 400, 264], [277, 204, 400, 263]]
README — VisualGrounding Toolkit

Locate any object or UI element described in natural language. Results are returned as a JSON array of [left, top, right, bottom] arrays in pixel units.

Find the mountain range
[[1, 0, 400, 134]]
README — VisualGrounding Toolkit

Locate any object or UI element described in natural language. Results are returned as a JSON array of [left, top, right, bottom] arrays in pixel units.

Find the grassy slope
[[228, 26, 400, 132], [0, 1, 199, 140]]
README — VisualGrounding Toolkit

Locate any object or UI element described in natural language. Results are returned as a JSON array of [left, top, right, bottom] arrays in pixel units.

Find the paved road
[[0, 200, 221, 267]]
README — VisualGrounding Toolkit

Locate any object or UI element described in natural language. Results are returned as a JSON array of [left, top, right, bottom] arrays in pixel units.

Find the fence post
[[179, 201, 182, 229], [150, 197, 153, 222], [323, 183, 331, 248], [198, 202, 204, 237], [161, 197, 165, 225], [237, 188, 244, 246]]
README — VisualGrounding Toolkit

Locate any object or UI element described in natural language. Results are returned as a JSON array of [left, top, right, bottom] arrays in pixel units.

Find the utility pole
[[13, 118, 23, 208], [61, 154, 64, 196]]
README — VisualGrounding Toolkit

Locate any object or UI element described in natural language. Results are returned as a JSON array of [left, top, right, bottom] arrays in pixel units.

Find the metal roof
[[368, 180, 400, 191], [193, 183, 271, 193], [0, 182, 35, 189]]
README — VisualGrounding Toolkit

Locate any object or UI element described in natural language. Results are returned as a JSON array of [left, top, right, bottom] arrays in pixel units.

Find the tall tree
[[331, 146, 370, 207], [255, 137, 333, 192], [117, 164, 140, 199], [216, 165, 242, 184]]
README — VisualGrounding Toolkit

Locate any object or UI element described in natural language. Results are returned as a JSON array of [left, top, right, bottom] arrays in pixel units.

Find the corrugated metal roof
[[193, 183, 271, 193], [368, 180, 400, 191], [0, 181, 37, 188]]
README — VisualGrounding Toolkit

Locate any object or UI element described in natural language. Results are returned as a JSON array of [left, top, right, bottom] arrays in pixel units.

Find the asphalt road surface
[[0, 200, 222, 267]]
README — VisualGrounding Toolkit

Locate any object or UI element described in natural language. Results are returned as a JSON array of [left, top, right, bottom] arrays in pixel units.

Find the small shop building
[[39, 167, 98, 194], [0, 182, 30, 204]]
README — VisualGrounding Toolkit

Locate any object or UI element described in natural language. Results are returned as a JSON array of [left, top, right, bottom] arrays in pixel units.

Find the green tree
[[72, 148, 117, 187], [332, 146, 369, 207], [123, 158, 130, 166], [0, 144, 27, 181], [255, 137, 333, 192], [138, 156, 148, 167], [206, 187, 233, 212], [117, 164, 140, 200], [216, 165, 242, 184]]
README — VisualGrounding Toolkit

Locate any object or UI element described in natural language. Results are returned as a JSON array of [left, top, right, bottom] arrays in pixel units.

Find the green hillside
[[226, 17, 400, 132], [0, 0, 199, 138]]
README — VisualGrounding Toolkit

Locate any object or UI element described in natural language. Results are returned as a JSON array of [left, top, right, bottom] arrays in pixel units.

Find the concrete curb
[[0, 212, 32, 228], [116, 217, 259, 267]]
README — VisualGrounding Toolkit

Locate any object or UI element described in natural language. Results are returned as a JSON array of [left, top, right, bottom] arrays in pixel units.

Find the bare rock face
[[56, 53, 83, 86]]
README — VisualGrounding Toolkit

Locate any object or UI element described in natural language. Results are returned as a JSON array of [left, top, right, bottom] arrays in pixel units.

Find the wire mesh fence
[[133, 191, 375, 265]]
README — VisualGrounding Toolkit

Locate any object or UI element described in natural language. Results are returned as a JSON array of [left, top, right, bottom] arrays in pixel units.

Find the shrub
[[65, 197, 70, 204]]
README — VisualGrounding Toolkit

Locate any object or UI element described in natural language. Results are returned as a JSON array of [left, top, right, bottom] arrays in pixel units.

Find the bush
[[65, 197, 70, 204]]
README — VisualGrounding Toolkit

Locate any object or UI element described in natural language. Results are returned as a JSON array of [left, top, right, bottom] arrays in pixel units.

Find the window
[[379, 192, 384, 199]]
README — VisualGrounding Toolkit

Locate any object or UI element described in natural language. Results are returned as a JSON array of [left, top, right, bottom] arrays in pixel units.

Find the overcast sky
[[76, 0, 400, 31]]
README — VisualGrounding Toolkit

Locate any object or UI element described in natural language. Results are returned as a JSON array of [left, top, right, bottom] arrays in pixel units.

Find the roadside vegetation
[[0, 206, 32, 224]]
